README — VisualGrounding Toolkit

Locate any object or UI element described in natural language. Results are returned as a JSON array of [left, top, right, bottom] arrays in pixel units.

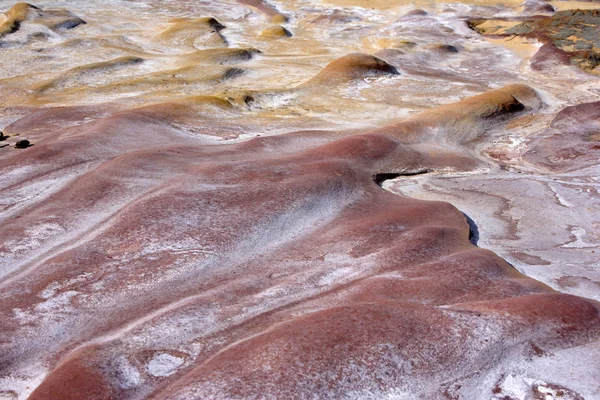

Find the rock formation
[[0, 0, 599, 399]]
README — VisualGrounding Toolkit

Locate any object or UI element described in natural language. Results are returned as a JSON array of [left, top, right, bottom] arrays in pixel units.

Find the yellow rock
[[259, 26, 291, 39]]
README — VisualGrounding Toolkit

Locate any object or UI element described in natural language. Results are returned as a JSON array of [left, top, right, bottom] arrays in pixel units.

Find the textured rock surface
[[0, 0, 599, 399], [469, 10, 600, 73]]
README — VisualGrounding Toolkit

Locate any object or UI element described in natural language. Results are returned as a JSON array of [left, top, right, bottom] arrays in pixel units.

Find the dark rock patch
[[14, 139, 30, 148]]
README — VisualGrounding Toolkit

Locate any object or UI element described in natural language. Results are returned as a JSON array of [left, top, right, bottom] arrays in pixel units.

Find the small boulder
[[15, 139, 31, 148], [302, 53, 398, 87]]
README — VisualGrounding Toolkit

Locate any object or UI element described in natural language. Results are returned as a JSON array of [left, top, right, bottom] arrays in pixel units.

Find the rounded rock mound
[[259, 25, 291, 39], [1, 2, 85, 37], [302, 53, 398, 87]]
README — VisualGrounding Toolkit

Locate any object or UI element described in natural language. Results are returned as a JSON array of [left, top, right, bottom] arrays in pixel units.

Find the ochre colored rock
[[259, 25, 291, 39], [371, 84, 540, 144], [0, 3, 39, 36], [375, 38, 417, 50], [34, 56, 145, 93], [237, 0, 287, 22], [156, 17, 227, 48], [302, 53, 398, 87], [0, 2, 85, 37]]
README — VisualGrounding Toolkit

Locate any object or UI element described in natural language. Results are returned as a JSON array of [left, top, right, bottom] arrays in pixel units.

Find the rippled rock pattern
[[0, 0, 599, 399]]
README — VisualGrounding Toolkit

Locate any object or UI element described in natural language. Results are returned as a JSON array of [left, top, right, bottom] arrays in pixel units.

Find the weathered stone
[[14, 139, 30, 148]]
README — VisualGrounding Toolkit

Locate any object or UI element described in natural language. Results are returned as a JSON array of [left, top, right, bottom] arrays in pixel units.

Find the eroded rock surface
[[469, 10, 600, 73], [0, 0, 599, 399]]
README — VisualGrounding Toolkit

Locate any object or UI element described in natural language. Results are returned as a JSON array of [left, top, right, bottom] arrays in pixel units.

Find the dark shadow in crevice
[[373, 169, 430, 187], [462, 212, 479, 246], [373, 173, 401, 186], [504, 258, 521, 273]]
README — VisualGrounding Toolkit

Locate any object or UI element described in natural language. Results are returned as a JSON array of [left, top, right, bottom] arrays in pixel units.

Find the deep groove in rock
[[373, 169, 430, 186]]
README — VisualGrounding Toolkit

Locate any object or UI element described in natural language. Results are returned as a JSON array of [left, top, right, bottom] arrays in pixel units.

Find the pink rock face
[[0, 84, 598, 399], [524, 101, 600, 172]]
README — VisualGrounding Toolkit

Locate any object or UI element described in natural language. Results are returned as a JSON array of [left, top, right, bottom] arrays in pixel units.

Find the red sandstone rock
[[0, 86, 597, 399]]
